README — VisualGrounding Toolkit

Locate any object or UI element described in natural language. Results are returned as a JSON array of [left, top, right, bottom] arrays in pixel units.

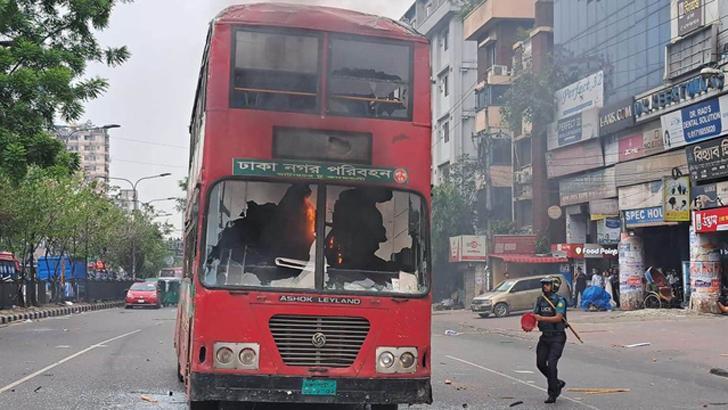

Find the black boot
[[545, 395, 557, 404], [557, 380, 566, 397]]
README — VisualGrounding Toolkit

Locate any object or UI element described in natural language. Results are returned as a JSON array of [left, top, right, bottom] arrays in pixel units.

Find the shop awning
[[489, 254, 569, 264]]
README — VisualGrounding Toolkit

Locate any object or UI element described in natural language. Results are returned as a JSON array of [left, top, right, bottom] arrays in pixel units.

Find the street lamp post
[[108, 173, 172, 279]]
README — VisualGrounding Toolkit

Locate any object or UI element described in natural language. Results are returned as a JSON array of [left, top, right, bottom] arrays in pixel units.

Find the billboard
[[555, 71, 604, 119], [449, 236, 487, 262]]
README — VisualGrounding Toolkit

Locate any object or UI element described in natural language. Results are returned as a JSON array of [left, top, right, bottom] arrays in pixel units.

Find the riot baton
[[542, 293, 584, 344]]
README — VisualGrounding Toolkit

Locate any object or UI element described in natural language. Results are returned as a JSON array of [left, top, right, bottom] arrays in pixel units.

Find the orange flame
[[305, 200, 315, 237]]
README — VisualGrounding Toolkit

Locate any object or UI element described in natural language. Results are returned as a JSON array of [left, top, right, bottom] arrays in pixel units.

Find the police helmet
[[540, 276, 561, 292]]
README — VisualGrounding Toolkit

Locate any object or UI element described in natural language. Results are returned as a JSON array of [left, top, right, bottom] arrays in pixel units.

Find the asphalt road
[[0, 307, 726, 410]]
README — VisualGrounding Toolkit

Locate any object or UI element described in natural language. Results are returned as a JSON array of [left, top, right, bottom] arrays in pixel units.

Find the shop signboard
[[690, 181, 728, 210], [642, 125, 665, 156], [624, 206, 664, 227], [599, 98, 635, 136], [635, 72, 724, 119], [493, 235, 537, 255], [677, 0, 702, 37], [559, 167, 617, 206], [660, 93, 728, 151], [547, 108, 600, 151], [663, 176, 690, 221], [619, 181, 663, 210], [618, 133, 645, 163], [597, 217, 621, 245], [692, 207, 728, 232], [449, 235, 487, 262], [685, 136, 728, 182], [583, 244, 619, 259], [546, 139, 604, 178], [615, 151, 687, 187], [590, 198, 619, 220], [555, 71, 604, 119], [551, 243, 583, 259]]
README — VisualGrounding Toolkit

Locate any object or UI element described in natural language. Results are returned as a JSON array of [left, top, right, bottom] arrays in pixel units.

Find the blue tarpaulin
[[580, 286, 613, 311]]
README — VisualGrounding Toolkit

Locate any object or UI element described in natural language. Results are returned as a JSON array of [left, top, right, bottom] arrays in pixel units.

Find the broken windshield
[[202, 181, 428, 295], [327, 36, 412, 120]]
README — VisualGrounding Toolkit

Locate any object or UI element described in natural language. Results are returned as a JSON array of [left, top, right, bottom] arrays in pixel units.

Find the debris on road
[[720, 354, 728, 357], [445, 330, 460, 336], [566, 388, 630, 394], [652, 358, 657, 362], [65, 301, 73, 306], [710, 368, 728, 378], [24, 319, 32, 323], [445, 379, 453, 385], [625, 342, 651, 348], [33, 386, 41, 393], [141, 395, 158, 403], [513, 370, 535, 374], [509, 401, 523, 407]]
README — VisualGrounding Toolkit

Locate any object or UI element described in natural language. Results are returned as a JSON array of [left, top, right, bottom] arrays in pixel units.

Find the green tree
[[0, 0, 131, 180]]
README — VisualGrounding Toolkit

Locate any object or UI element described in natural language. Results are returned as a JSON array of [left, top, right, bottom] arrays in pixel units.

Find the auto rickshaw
[[157, 278, 180, 307]]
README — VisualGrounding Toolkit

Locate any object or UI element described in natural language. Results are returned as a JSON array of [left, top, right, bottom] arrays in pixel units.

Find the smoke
[[208, 0, 411, 20]]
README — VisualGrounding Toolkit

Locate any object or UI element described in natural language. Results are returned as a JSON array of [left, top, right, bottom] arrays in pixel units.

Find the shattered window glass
[[202, 181, 429, 295], [327, 36, 412, 120], [203, 181, 318, 289], [324, 187, 427, 294], [230, 30, 320, 113]]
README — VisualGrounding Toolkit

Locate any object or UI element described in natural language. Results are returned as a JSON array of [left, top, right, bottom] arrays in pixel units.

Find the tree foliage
[[456, 0, 484, 20], [431, 155, 479, 270], [0, 0, 131, 180], [0, 170, 173, 306], [499, 56, 572, 135]]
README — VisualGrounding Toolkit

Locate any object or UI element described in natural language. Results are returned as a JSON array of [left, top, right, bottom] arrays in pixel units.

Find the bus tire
[[177, 362, 184, 383], [189, 401, 218, 410]]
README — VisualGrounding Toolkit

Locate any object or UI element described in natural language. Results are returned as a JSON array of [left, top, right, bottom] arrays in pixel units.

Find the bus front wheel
[[189, 401, 217, 410]]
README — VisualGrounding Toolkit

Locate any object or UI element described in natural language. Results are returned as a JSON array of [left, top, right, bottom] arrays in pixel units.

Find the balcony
[[486, 65, 513, 85], [475, 106, 504, 133], [464, 0, 536, 41], [417, 0, 458, 36]]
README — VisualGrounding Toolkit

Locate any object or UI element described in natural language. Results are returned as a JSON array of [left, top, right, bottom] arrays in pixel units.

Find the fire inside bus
[[175, 4, 432, 409]]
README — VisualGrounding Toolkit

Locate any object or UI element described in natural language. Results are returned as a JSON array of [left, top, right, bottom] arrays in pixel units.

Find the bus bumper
[[189, 373, 433, 405]]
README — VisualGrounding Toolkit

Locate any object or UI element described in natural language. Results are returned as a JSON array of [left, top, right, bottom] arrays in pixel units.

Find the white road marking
[[446, 355, 603, 410], [0, 329, 141, 395]]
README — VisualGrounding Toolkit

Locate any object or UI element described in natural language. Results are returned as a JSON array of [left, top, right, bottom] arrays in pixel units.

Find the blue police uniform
[[533, 292, 567, 401]]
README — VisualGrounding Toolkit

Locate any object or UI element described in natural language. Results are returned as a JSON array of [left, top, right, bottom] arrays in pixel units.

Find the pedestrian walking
[[531, 277, 568, 403], [574, 267, 586, 307]]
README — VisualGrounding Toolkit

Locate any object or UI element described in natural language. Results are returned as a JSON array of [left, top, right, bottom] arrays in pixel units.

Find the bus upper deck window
[[327, 36, 412, 120], [230, 29, 320, 113]]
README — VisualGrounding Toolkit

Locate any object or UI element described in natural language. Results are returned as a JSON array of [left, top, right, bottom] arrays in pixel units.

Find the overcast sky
[[82, 0, 412, 236]]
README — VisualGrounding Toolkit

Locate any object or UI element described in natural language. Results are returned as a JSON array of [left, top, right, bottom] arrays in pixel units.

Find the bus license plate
[[302, 379, 337, 396]]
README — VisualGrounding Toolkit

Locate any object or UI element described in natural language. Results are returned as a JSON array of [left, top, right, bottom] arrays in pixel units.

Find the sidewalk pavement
[[0, 301, 124, 325], [436, 308, 728, 369]]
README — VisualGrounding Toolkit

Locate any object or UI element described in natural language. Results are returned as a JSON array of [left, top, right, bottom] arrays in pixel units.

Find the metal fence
[[0, 279, 136, 310]]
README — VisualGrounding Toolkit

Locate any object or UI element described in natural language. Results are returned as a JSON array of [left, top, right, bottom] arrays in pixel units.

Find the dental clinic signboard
[[555, 71, 604, 119], [660, 95, 728, 151]]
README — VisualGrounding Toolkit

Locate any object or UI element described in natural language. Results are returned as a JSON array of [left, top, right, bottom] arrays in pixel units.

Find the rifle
[[542, 294, 584, 344]]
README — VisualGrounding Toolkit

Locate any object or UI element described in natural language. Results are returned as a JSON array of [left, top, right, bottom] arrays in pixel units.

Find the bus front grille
[[269, 314, 370, 368]]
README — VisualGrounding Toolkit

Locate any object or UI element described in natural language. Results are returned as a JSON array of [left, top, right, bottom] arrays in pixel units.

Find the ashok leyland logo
[[311, 332, 327, 348]]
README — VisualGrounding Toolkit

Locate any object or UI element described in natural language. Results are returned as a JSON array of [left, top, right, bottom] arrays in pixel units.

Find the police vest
[[535, 295, 566, 333]]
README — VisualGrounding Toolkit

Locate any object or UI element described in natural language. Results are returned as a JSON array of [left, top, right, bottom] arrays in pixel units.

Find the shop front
[[488, 235, 568, 289]]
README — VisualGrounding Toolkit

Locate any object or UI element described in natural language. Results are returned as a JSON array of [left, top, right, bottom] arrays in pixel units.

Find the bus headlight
[[215, 347, 234, 365], [213, 342, 260, 370], [378, 351, 395, 369], [239, 348, 257, 365], [376, 347, 417, 374], [400, 352, 416, 369]]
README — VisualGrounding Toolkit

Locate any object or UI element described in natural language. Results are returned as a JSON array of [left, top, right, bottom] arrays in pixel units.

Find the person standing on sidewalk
[[532, 277, 568, 404], [574, 267, 586, 307]]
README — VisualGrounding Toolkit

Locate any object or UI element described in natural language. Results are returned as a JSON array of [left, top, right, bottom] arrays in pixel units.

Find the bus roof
[[215, 2, 426, 43]]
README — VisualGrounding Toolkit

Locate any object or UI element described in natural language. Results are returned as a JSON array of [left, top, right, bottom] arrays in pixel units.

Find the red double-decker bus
[[175, 3, 432, 409]]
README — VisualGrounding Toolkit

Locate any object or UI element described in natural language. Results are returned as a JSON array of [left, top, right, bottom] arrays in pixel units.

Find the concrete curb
[[0, 301, 124, 325]]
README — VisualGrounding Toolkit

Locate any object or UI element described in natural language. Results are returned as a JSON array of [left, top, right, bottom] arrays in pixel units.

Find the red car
[[125, 282, 161, 309]]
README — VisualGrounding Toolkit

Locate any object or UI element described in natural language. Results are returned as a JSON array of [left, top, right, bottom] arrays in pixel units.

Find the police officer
[[532, 276, 567, 404]]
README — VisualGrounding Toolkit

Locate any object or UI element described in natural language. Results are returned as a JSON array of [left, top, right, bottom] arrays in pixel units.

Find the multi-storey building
[[402, 0, 478, 185], [464, 0, 538, 231], [54, 125, 111, 182]]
